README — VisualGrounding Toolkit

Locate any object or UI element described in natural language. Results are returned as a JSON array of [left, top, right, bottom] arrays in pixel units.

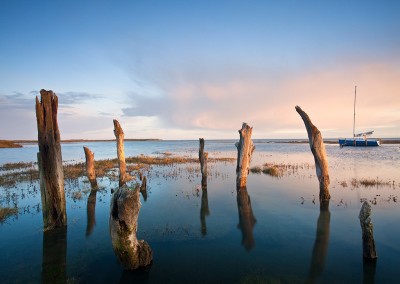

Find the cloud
[[119, 59, 400, 138], [57, 91, 104, 105]]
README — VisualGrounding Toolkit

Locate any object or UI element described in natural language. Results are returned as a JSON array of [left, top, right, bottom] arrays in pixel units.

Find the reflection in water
[[42, 227, 67, 283], [363, 258, 377, 284], [86, 189, 97, 237], [308, 201, 330, 283], [236, 187, 257, 251], [140, 176, 148, 202], [200, 188, 210, 236], [119, 267, 151, 283]]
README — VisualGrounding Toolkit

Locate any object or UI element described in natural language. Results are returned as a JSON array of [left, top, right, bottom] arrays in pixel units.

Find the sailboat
[[338, 86, 380, 147]]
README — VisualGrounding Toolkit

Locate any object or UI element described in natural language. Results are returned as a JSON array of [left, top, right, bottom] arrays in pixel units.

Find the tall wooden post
[[83, 146, 97, 188], [113, 119, 127, 187], [295, 106, 330, 202], [35, 89, 67, 229], [359, 201, 377, 260], [199, 138, 208, 189], [109, 186, 153, 269], [235, 123, 255, 188]]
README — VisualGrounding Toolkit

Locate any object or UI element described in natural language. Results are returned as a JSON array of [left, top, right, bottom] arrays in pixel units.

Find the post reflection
[[308, 200, 330, 283], [86, 189, 97, 237], [236, 186, 257, 251], [42, 227, 67, 283], [363, 258, 377, 284], [200, 187, 210, 236]]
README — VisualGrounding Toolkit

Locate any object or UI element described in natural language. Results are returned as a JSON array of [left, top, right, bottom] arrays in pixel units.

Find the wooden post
[[237, 186, 257, 251], [109, 186, 153, 269], [359, 201, 377, 260], [83, 146, 97, 188], [295, 106, 330, 202], [235, 123, 255, 188], [199, 138, 208, 189], [35, 89, 67, 229], [113, 119, 127, 187]]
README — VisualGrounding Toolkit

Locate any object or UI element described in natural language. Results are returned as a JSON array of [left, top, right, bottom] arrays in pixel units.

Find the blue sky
[[1, 1, 399, 139]]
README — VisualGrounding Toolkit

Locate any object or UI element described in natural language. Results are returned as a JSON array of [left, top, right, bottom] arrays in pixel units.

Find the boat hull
[[338, 139, 380, 147]]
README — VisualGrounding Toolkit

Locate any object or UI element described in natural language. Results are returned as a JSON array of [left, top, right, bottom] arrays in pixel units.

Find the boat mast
[[353, 86, 357, 138]]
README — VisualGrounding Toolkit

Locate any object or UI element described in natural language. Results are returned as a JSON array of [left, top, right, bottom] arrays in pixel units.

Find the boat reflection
[[236, 186, 257, 251], [42, 227, 67, 283], [86, 188, 97, 237], [308, 200, 330, 283]]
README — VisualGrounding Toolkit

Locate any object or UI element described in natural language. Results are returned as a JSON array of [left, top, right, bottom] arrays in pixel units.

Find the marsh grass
[[262, 166, 283, 177], [0, 162, 34, 171], [250, 166, 262, 174], [338, 178, 395, 188], [0, 155, 235, 187], [0, 207, 18, 223]]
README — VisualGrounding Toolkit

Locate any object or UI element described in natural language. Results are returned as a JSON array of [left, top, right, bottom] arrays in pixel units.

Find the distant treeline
[[1, 138, 399, 148]]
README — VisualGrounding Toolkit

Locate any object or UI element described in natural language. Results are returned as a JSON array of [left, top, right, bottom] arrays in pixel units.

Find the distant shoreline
[[1, 138, 399, 148]]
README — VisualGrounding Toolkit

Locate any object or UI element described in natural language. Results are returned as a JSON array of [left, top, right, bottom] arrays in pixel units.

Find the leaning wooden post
[[35, 89, 67, 229], [199, 138, 208, 189], [113, 119, 127, 187], [359, 201, 377, 260], [83, 146, 97, 188], [295, 106, 330, 202], [235, 123, 255, 188], [109, 186, 153, 269]]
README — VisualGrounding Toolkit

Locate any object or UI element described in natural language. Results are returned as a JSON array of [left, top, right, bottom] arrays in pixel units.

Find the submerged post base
[[109, 186, 153, 269]]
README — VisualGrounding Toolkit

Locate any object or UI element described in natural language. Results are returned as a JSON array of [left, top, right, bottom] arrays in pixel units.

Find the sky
[[1, 0, 399, 140]]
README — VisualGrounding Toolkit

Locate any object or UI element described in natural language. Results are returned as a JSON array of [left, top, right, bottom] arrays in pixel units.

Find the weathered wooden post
[[35, 89, 67, 229], [86, 189, 97, 237], [83, 146, 97, 188], [199, 138, 208, 189], [237, 186, 257, 251], [113, 119, 127, 187], [359, 201, 377, 260], [295, 106, 330, 202], [109, 185, 153, 269], [235, 123, 255, 188]]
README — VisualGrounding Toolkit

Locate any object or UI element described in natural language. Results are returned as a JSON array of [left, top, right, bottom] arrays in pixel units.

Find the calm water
[[0, 140, 399, 283]]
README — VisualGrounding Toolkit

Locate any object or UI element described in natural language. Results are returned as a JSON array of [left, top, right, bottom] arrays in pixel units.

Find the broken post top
[[238, 122, 253, 137], [83, 146, 94, 156], [113, 119, 124, 137], [295, 106, 318, 146], [35, 89, 60, 144], [359, 201, 372, 222]]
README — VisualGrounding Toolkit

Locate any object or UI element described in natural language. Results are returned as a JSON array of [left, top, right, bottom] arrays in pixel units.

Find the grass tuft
[[0, 207, 18, 223]]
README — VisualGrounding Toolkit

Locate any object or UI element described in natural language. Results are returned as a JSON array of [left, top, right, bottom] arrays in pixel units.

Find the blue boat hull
[[338, 139, 380, 147]]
